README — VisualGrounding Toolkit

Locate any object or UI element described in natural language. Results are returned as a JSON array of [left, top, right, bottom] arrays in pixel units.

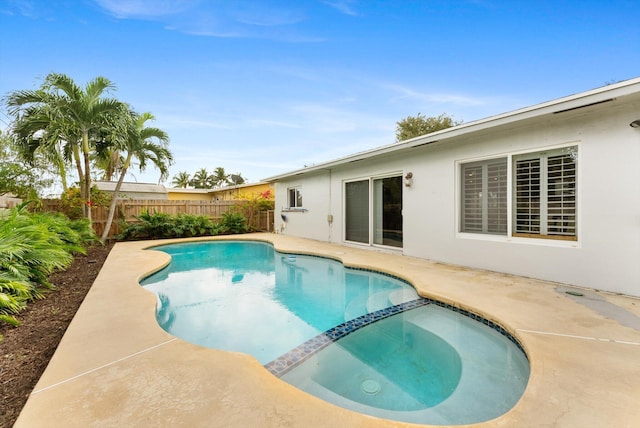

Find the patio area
[[15, 233, 640, 427]]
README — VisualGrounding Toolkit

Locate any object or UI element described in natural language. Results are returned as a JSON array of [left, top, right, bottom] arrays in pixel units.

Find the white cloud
[[93, 0, 198, 19], [321, 0, 359, 16], [92, 0, 326, 42], [2, 0, 52, 19], [381, 82, 488, 107], [231, 4, 305, 27]]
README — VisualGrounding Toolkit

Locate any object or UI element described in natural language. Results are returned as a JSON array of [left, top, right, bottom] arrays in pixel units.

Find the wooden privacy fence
[[41, 199, 274, 238]]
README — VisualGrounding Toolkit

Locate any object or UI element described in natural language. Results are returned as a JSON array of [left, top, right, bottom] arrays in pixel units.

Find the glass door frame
[[343, 172, 403, 249]]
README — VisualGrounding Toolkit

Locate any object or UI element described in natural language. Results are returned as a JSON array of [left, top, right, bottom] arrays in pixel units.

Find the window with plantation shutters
[[513, 146, 577, 240], [461, 158, 507, 235], [514, 158, 541, 234]]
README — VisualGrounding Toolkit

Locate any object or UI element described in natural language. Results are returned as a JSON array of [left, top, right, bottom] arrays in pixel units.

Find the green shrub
[[0, 204, 97, 330], [219, 211, 248, 234], [173, 213, 220, 238], [117, 210, 222, 241], [60, 186, 111, 220], [237, 189, 274, 231]]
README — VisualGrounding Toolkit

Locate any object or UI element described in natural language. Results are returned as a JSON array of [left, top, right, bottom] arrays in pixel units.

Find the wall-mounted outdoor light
[[404, 172, 413, 187], [630, 119, 640, 128]]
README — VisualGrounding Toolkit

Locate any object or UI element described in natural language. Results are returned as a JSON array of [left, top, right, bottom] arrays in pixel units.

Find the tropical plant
[[171, 171, 191, 188], [93, 146, 124, 181], [7, 102, 73, 192], [118, 210, 173, 240], [0, 131, 53, 198], [117, 210, 220, 240], [5, 72, 127, 220], [59, 186, 112, 220], [172, 214, 219, 238], [395, 113, 462, 142], [100, 110, 173, 242], [0, 204, 97, 330], [189, 168, 213, 189], [219, 211, 248, 234], [212, 167, 229, 188], [238, 189, 274, 230]]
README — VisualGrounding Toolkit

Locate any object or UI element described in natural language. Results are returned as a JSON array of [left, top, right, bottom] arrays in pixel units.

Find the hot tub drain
[[361, 379, 381, 395]]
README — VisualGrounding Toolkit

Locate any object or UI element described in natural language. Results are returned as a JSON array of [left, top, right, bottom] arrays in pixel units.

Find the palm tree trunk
[[101, 154, 131, 242], [82, 132, 92, 223], [72, 144, 86, 217], [55, 150, 69, 192]]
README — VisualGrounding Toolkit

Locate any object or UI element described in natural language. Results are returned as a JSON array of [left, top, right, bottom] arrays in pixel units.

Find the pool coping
[[15, 233, 640, 427]]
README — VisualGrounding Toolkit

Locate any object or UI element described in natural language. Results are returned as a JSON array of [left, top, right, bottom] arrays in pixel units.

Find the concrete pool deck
[[15, 234, 640, 427]]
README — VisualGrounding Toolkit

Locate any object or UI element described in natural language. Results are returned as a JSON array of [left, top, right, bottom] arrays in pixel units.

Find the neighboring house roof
[[263, 76, 640, 182], [216, 181, 271, 191], [167, 182, 272, 194], [0, 194, 22, 209], [166, 188, 212, 194], [94, 181, 167, 194]]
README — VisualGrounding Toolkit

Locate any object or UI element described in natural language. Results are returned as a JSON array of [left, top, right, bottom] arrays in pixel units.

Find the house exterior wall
[[167, 191, 212, 201], [212, 182, 273, 201], [275, 172, 332, 241], [273, 95, 640, 296]]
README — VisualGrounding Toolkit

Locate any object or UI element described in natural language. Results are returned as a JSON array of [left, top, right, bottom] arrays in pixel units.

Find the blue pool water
[[141, 240, 530, 425], [141, 241, 419, 363]]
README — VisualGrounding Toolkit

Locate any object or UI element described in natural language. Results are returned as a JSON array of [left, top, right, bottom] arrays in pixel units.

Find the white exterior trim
[[266, 78, 640, 296]]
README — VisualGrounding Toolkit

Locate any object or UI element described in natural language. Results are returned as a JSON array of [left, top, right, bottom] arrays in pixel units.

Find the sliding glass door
[[345, 175, 402, 248], [374, 176, 403, 247], [345, 180, 369, 243]]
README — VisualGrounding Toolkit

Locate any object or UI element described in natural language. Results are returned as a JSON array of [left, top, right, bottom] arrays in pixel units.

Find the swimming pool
[[141, 240, 529, 425]]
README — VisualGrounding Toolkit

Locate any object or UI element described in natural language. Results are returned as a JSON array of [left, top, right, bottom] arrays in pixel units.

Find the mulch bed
[[0, 243, 114, 428]]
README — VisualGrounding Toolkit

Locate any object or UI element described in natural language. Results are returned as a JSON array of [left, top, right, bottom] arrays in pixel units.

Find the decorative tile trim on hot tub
[[264, 296, 528, 378], [346, 266, 527, 356], [425, 298, 528, 357], [264, 298, 431, 377]]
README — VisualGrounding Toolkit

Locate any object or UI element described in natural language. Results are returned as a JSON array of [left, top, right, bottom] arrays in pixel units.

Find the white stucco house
[[264, 77, 640, 297]]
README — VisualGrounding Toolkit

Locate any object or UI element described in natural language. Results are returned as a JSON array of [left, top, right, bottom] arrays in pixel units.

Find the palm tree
[[100, 111, 173, 242], [190, 168, 213, 189], [212, 167, 229, 188], [93, 146, 124, 181], [171, 171, 191, 188], [5, 73, 125, 221], [9, 100, 73, 192]]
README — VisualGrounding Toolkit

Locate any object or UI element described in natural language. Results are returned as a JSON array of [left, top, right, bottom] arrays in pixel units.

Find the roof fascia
[[262, 77, 640, 182]]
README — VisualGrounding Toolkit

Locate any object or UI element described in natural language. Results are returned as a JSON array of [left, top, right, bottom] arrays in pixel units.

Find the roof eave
[[262, 77, 640, 182]]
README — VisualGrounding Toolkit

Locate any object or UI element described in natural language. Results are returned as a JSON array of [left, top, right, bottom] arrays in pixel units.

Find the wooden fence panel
[[40, 199, 273, 238]]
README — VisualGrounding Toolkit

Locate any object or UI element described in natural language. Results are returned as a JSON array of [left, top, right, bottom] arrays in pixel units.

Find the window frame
[[457, 143, 579, 244], [343, 172, 403, 249], [344, 179, 370, 244], [287, 186, 303, 209], [512, 146, 578, 241], [460, 157, 508, 236]]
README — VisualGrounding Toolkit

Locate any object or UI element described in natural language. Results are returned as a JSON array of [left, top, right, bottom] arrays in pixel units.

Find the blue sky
[[1, 0, 638, 188]]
